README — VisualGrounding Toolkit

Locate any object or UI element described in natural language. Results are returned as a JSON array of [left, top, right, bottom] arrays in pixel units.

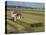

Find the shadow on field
[[30, 23, 44, 27]]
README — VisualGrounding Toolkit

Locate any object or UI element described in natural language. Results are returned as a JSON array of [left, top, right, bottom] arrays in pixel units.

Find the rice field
[[6, 8, 45, 34]]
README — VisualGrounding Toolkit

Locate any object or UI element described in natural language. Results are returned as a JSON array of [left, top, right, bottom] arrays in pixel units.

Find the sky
[[6, 1, 45, 8], [6, 0, 45, 3]]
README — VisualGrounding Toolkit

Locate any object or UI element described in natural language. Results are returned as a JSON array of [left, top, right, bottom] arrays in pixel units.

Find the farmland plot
[[6, 8, 44, 33]]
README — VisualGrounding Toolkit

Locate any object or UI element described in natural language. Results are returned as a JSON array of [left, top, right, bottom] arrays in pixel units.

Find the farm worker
[[14, 13, 17, 22], [11, 13, 17, 22]]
